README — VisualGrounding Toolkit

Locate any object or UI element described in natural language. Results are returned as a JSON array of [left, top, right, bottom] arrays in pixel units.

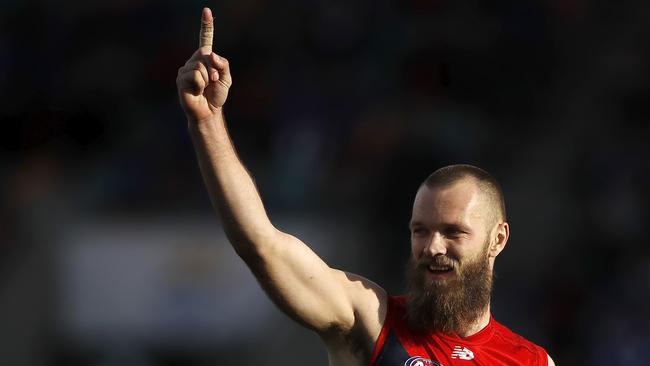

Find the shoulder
[[337, 271, 388, 320], [547, 354, 556, 366], [322, 272, 389, 361], [322, 272, 388, 338], [343, 272, 389, 332], [490, 319, 550, 365]]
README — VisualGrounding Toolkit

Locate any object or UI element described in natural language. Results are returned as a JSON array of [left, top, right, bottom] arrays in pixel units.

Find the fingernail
[[211, 72, 218, 81]]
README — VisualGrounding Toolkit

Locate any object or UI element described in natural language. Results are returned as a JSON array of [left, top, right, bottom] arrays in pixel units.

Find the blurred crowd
[[1, 0, 649, 365]]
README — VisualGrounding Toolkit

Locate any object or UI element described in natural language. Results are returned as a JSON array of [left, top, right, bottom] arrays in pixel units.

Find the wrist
[[187, 109, 224, 128]]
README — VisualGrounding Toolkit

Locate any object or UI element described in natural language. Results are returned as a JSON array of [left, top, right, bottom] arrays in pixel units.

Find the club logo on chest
[[404, 356, 443, 366]]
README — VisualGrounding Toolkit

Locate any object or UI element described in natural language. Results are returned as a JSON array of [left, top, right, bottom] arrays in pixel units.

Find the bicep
[[244, 230, 385, 336]]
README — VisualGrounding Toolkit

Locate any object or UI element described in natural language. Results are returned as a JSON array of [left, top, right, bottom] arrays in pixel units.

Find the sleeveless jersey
[[369, 296, 548, 366]]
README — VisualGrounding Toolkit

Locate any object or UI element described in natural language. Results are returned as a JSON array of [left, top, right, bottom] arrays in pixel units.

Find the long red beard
[[405, 243, 493, 335]]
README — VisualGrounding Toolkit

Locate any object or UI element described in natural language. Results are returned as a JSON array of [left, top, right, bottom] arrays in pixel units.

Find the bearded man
[[176, 7, 556, 366]]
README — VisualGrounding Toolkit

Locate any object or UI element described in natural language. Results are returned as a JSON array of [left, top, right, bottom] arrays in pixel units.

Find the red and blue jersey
[[369, 296, 548, 366]]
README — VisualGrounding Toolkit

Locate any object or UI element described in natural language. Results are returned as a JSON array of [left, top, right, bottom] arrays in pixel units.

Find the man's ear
[[489, 222, 509, 258]]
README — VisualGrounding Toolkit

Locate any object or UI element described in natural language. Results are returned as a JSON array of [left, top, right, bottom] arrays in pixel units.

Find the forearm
[[188, 111, 276, 256]]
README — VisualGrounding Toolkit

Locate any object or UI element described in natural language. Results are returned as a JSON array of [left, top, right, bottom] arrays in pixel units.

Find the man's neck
[[456, 305, 491, 338]]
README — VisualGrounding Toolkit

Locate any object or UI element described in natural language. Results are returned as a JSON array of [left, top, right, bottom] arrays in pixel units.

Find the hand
[[176, 7, 232, 123]]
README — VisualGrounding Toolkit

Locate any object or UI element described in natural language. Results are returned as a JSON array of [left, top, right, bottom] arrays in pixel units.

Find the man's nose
[[423, 232, 447, 257]]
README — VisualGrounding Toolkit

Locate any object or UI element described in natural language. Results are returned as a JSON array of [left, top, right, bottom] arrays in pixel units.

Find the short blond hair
[[422, 164, 506, 225]]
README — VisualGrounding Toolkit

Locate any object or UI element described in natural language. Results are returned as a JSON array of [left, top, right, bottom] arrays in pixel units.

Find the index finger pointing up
[[199, 7, 213, 50]]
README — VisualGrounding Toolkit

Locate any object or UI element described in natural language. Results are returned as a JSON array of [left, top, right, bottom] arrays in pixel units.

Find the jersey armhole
[[538, 347, 549, 366], [368, 296, 394, 366]]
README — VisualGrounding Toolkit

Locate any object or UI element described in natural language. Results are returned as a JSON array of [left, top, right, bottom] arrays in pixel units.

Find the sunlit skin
[[178, 7, 557, 365], [409, 178, 509, 337]]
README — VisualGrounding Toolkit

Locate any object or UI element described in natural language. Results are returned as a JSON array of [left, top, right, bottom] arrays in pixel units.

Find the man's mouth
[[427, 264, 454, 274]]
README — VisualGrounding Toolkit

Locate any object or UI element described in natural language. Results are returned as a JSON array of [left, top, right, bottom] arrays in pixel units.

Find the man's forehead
[[411, 180, 487, 225]]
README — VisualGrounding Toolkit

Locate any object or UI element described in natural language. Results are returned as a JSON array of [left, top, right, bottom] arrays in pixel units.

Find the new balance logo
[[451, 346, 474, 360]]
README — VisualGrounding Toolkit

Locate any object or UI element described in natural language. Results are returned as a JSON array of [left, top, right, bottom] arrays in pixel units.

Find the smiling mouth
[[426, 264, 454, 274]]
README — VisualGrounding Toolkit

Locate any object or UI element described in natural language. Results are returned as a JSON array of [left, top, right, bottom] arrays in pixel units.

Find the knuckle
[[178, 73, 192, 85], [176, 70, 189, 82], [192, 70, 205, 85], [195, 61, 209, 73]]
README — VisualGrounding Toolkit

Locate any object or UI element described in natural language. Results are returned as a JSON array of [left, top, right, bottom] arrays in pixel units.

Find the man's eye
[[445, 230, 463, 238], [412, 228, 427, 236]]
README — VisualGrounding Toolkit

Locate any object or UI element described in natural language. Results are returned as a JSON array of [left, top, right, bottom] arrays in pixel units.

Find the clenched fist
[[176, 7, 232, 124]]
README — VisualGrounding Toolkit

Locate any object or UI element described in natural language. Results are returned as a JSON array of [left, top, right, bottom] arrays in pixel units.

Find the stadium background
[[1, 0, 649, 365]]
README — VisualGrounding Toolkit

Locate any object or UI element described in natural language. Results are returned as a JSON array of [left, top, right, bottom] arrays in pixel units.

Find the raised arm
[[175, 7, 386, 352]]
